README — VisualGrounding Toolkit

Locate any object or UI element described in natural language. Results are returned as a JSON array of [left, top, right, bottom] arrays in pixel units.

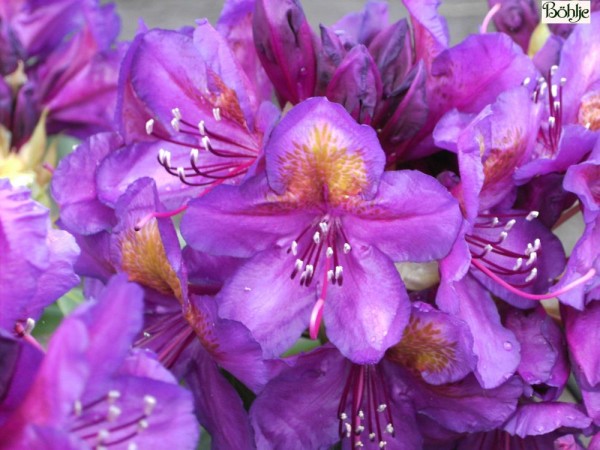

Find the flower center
[[337, 364, 395, 449], [578, 90, 600, 131], [120, 220, 183, 301], [277, 124, 369, 207]]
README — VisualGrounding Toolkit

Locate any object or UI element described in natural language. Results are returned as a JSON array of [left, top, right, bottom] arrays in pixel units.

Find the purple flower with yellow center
[[250, 302, 522, 450], [182, 97, 462, 363]]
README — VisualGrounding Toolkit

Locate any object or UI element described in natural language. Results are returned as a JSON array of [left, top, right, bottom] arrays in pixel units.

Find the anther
[[377, 404, 387, 413], [291, 241, 298, 255], [171, 108, 182, 120], [522, 77, 531, 86], [369, 433, 376, 441], [190, 148, 199, 165], [526, 211, 539, 221], [326, 247, 334, 258], [74, 400, 83, 416], [340, 413, 348, 420], [198, 120, 205, 136], [513, 258, 523, 270], [335, 265, 343, 280], [295, 259, 304, 271], [313, 231, 321, 244], [107, 390, 121, 403], [177, 167, 186, 180], [386, 424, 394, 434], [551, 65, 559, 75], [356, 425, 365, 434], [24, 318, 35, 335], [358, 410, 365, 419], [532, 238, 541, 252], [143, 395, 157, 415], [356, 442, 364, 448], [343, 243, 351, 254], [137, 419, 149, 431], [327, 269, 334, 281], [526, 251, 537, 266], [319, 221, 329, 233], [379, 442, 387, 448], [491, 217, 499, 226], [145, 119, 154, 135], [107, 405, 122, 422], [548, 116, 556, 127], [170, 117, 180, 132], [97, 429, 110, 443], [560, 77, 567, 86], [504, 219, 516, 231], [525, 268, 538, 283], [305, 264, 314, 278], [212, 107, 221, 121], [499, 231, 508, 243], [551, 84, 558, 97], [201, 136, 211, 151]]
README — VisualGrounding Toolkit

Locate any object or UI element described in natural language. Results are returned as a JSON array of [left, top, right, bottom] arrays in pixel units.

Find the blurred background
[[111, 0, 488, 44]]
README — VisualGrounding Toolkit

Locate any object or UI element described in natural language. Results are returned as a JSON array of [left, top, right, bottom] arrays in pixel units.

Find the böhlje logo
[[541, 1, 591, 23]]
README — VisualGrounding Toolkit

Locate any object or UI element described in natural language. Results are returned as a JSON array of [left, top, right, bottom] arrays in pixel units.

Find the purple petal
[[250, 347, 345, 450], [344, 170, 462, 262], [325, 45, 382, 124], [331, 1, 389, 47], [52, 132, 121, 235], [503, 403, 591, 437], [436, 275, 521, 388], [324, 245, 411, 363], [217, 247, 316, 358], [489, 0, 539, 52], [181, 175, 314, 258], [564, 302, 600, 388], [252, 0, 317, 104], [505, 307, 569, 398], [216, 0, 274, 103], [183, 347, 255, 450], [403, 0, 448, 66], [265, 97, 385, 201]]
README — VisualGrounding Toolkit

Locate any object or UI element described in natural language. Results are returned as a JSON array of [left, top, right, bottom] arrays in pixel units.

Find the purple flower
[[182, 97, 462, 363], [115, 21, 278, 205], [250, 303, 520, 449], [0, 179, 79, 333], [0, 274, 199, 449]]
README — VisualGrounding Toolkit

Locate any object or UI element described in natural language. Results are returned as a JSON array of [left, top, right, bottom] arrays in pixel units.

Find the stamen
[[525, 251, 537, 266], [343, 243, 352, 254], [198, 120, 205, 136], [170, 117, 180, 132], [107, 405, 122, 422], [526, 211, 539, 221], [133, 204, 188, 231], [171, 108, 182, 120], [513, 258, 523, 271], [212, 107, 221, 121], [145, 119, 154, 135], [471, 260, 597, 300], [313, 231, 321, 244], [291, 241, 298, 255], [503, 219, 516, 231], [143, 396, 157, 415], [190, 148, 199, 165], [522, 77, 531, 86], [326, 247, 334, 258]]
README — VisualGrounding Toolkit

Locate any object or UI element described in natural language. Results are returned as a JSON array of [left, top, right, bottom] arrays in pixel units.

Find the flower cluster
[[2, 0, 600, 449]]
